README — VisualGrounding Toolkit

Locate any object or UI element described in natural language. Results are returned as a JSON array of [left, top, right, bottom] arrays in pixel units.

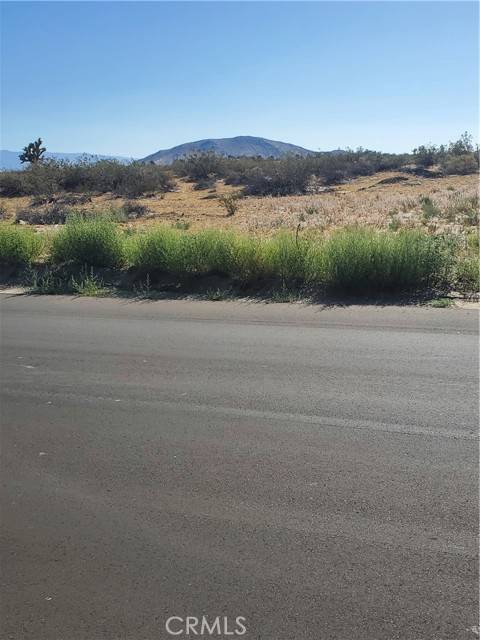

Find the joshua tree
[[19, 138, 46, 165]]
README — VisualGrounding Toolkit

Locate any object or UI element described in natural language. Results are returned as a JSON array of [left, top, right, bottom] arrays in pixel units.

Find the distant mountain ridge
[[142, 136, 314, 164], [1, 137, 339, 171], [0, 150, 132, 171]]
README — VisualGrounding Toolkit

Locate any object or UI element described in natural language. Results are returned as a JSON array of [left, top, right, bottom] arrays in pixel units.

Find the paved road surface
[[1, 295, 478, 640]]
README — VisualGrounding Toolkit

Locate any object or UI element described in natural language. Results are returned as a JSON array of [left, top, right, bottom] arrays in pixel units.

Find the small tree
[[19, 138, 46, 165]]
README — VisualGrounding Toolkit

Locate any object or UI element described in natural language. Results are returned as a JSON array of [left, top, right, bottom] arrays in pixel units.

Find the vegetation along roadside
[[0, 214, 477, 301]]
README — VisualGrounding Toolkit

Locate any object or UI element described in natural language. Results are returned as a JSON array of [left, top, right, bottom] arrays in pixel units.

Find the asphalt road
[[1, 295, 478, 640]]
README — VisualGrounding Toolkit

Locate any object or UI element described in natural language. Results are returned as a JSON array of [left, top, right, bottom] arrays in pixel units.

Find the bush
[[0, 160, 66, 198], [53, 193, 92, 207], [222, 150, 408, 196], [193, 177, 216, 191], [2, 134, 477, 202], [412, 145, 438, 168], [51, 215, 125, 267], [238, 157, 311, 196], [420, 196, 441, 221], [447, 132, 474, 156], [113, 163, 174, 197], [441, 154, 478, 176], [0, 159, 175, 198], [455, 255, 479, 296], [15, 205, 70, 225], [411, 133, 478, 175], [0, 224, 44, 265], [173, 152, 223, 181], [218, 193, 242, 216], [22, 160, 62, 197], [129, 227, 205, 274], [0, 172, 26, 197], [171, 148, 409, 196], [122, 200, 149, 219]]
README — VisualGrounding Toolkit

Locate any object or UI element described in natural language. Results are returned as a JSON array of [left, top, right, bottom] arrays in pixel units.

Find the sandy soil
[[1, 171, 478, 235]]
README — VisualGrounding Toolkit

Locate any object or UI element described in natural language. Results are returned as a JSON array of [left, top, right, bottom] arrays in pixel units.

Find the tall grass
[[128, 227, 201, 274], [128, 227, 263, 280], [51, 214, 125, 267], [0, 223, 44, 265], [263, 232, 307, 283], [229, 234, 264, 283], [129, 226, 458, 293], [306, 228, 455, 292], [2, 220, 475, 295]]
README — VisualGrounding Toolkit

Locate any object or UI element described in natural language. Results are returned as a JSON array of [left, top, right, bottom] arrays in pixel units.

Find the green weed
[[70, 267, 106, 296], [270, 287, 302, 303], [430, 297, 454, 308], [173, 220, 191, 231], [263, 231, 307, 284], [420, 196, 441, 222], [51, 214, 125, 267], [455, 255, 479, 297], [2, 222, 469, 297], [27, 267, 68, 294], [204, 287, 231, 301], [306, 227, 454, 292], [0, 224, 44, 265]]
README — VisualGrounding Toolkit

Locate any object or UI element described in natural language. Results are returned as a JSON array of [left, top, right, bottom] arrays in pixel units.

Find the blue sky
[[1, 2, 478, 157]]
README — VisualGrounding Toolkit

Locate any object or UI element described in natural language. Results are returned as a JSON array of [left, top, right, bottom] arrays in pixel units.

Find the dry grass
[[241, 172, 478, 234], [1, 171, 477, 235]]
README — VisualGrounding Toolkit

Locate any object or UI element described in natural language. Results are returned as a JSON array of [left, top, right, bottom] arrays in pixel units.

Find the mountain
[[142, 136, 314, 165], [0, 150, 132, 171]]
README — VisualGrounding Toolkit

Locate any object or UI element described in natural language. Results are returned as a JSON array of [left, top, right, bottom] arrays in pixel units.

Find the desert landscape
[[2, 3, 479, 640], [0, 137, 478, 301], [1, 170, 477, 235]]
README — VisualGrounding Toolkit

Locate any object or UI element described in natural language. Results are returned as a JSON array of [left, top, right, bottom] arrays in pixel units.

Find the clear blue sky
[[1, 1, 478, 157]]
